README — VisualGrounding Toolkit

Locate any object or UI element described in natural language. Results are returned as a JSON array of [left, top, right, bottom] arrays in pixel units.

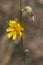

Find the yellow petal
[[19, 31, 23, 38], [18, 24, 24, 30], [15, 24, 20, 30], [7, 32, 13, 38], [6, 27, 14, 32], [21, 27, 24, 30], [7, 20, 16, 27], [16, 24, 24, 31], [13, 34, 16, 40], [20, 24, 25, 30]]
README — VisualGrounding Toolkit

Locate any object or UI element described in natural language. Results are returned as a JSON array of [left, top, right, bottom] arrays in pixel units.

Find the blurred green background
[[0, 0, 43, 65]]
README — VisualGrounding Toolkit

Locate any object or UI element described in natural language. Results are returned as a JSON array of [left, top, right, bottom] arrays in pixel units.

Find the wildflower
[[6, 18, 24, 40]]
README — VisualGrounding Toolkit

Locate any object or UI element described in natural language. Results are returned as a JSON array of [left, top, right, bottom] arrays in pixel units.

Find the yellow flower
[[6, 18, 24, 40]]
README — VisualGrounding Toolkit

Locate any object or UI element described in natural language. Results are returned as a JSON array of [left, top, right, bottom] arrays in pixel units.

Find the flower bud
[[24, 6, 33, 14]]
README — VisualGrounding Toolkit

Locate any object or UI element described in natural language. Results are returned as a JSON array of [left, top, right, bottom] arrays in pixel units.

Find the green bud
[[24, 6, 33, 14]]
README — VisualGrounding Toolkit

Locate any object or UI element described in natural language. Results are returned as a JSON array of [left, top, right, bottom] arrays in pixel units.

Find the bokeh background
[[0, 0, 43, 65]]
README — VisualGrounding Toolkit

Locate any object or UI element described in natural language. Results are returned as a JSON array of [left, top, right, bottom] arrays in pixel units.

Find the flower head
[[6, 18, 24, 40]]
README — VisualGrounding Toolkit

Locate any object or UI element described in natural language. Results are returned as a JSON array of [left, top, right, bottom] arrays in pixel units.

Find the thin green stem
[[21, 37, 27, 65], [19, 0, 27, 65], [19, 0, 22, 22]]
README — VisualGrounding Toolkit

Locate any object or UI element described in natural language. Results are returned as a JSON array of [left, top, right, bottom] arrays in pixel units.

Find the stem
[[21, 37, 27, 65], [19, 0, 27, 65], [19, 0, 22, 23]]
